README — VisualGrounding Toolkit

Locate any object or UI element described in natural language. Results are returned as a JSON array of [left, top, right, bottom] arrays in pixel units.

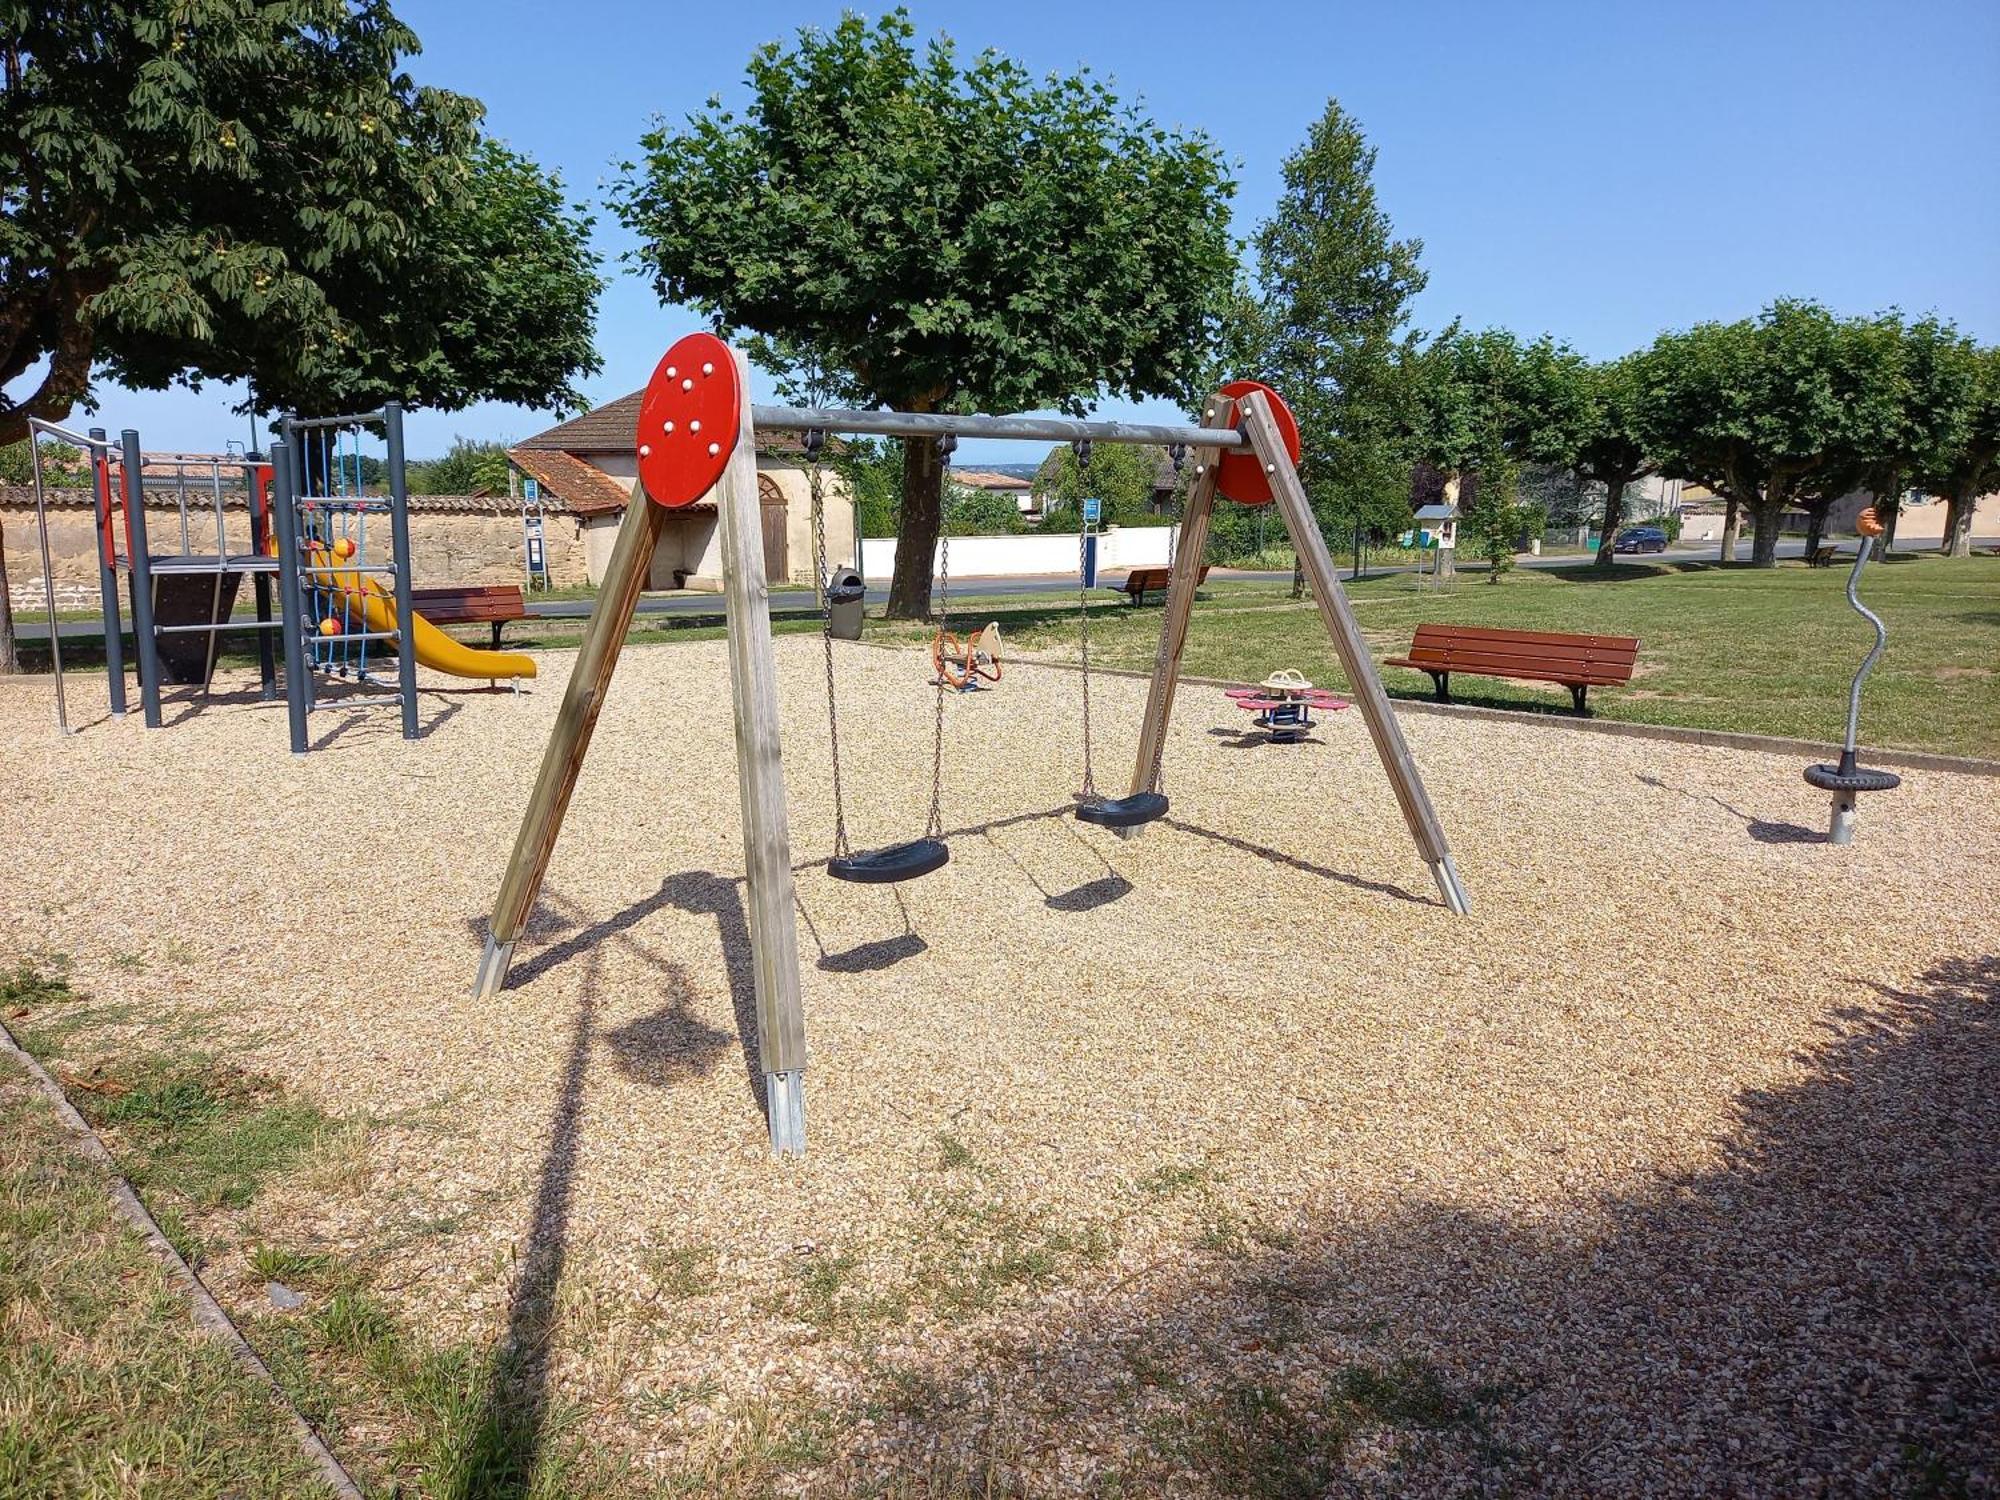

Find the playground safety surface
[[3, 639, 1995, 1497]]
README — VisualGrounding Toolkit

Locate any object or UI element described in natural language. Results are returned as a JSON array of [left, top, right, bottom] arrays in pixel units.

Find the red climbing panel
[[1215, 380, 1300, 507], [636, 332, 742, 509]]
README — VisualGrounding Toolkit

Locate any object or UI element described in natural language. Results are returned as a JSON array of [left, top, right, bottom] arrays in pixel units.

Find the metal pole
[[27, 432, 69, 735], [1841, 536, 1884, 756], [122, 429, 163, 729], [268, 438, 311, 754], [249, 454, 277, 700], [89, 429, 127, 717], [750, 403, 1250, 449], [383, 403, 419, 741]]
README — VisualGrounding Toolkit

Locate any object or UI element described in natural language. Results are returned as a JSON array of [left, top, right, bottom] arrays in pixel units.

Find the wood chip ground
[[2, 637, 1994, 1496]]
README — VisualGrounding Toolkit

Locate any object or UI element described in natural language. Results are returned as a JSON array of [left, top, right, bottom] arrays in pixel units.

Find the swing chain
[[1073, 438, 1097, 801], [804, 428, 851, 857], [926, 433, 956, 839]]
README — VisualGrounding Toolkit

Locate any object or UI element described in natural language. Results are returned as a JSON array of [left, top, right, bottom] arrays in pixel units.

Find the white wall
[[856, 524, 1176, 582]]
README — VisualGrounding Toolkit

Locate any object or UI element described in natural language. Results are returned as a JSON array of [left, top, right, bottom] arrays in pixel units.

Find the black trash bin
[[828, 568, 865, 640]]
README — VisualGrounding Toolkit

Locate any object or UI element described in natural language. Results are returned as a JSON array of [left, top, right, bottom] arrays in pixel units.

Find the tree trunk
[[886, 435, 946, 620], [1878, 496, 1900, 553], [1719, 494, 1740, 563], [1803, 499, 1828, 560], [1593, 474, 1632, 567], [1941, 484, 1977, 557], [0, 514, 16, 673], [1749, 495, 1784, 567]]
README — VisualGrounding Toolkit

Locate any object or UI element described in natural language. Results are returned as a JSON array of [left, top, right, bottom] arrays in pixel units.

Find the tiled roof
[[516, 389, 830, 457], [954, 469, 1033, 491], [507, 448, 635, 519]]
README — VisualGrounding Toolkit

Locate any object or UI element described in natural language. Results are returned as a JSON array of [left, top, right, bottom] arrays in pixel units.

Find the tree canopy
[[0, 0, 602, 669], [0, 1, 602, 435], [1921, 343, 2000, 558], [1240, 99, 1427, 575], [612, 9, 1236, 616]]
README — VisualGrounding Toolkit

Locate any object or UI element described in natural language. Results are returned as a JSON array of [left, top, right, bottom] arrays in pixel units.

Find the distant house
[[508, 392, 855, 591], [952, 469, 1036, 518]]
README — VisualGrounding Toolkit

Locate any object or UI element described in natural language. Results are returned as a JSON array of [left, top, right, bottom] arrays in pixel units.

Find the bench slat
[[1408, 623, 1638, 651], [1386, 656, 1632, 687], [1398, 644, 1638, 674]]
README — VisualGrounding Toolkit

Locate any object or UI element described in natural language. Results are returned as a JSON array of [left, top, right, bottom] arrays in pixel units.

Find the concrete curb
[[0, 1018, 365, 1500]]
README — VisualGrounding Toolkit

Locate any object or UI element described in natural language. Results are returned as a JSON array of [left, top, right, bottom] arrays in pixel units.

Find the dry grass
[[1, 637, 1995, 1496]]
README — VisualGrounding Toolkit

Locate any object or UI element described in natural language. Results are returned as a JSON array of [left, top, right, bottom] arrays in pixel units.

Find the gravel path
[[3, 639, 1994, 1496]]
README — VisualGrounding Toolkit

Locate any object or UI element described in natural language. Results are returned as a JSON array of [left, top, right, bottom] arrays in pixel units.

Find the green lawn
[[0, 1049, 335, 1499], [904, 555, 2000, 759], [22, 554, 1997, 759]]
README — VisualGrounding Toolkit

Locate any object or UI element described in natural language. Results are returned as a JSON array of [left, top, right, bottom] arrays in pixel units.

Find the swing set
[[472, 333, 1470, 1156]]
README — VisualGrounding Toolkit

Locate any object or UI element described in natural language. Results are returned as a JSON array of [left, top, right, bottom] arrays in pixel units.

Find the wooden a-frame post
[[473, 345, 809, 1155], [1120, 388, 1470, 916]]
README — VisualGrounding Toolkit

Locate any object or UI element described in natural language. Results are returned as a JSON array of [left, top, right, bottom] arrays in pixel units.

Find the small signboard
[[522, 477, 540, 502], [523, 510, 549, 588], [1081, 496, 1102, 525]]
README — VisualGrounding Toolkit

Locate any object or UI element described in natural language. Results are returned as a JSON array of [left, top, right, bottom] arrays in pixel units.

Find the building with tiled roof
[[508, 390, 854, 590]]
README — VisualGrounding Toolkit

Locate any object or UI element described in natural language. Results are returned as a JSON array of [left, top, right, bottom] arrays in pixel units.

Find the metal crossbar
[[751, 404, 1247, 448]]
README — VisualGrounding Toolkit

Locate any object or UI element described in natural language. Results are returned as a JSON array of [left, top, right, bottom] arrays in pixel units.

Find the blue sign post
[[1080, 497, 1102, 587], [521, 476, 549, 589]]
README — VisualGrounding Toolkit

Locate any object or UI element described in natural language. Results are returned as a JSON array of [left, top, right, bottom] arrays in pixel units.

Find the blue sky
[[69, 0, 2000, 464]]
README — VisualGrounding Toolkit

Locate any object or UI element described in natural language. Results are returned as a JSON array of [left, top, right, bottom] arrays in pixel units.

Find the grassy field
[[896, 554, 2000, 759], [0, 1041, 334, 1497], [19, 553, 1998, 758]]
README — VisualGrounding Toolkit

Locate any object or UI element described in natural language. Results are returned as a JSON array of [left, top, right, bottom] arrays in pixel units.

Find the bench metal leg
[[1430, 671, 1450, 702], [1569, 684, 1588, 715]]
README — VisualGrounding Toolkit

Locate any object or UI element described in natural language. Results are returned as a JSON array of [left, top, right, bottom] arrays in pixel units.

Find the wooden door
[[759, 494, 788, 581]]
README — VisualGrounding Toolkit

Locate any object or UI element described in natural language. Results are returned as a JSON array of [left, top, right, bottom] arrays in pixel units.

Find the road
[[17, 536, 1989, 641]]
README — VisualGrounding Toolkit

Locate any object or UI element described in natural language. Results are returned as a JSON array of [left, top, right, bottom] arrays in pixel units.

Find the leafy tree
[[1639, 301, 1904, 567], [1032, 443, 1158, 528], [1923, 344, 2000, 558], [943, 483, 1024, 537], [613, 10, 1236, 618], [1241, 100, 1425, 593], [0, 439, 88, 487], [0, 1, 602, 668], [409, 437, 511, 496], [1848, 316, 1978, 553], [1571, 355, 1659, 565], [1457, 455, 1541, 580], [830, 438, 903, 539]]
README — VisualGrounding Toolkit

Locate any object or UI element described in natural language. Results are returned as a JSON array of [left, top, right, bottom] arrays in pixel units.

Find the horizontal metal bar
[[281, 411, 384, 431], [308, 630, 400, 644], [153, 619, 287, 636], [749, 403, 1248, 448], [28, 417, 114, 450]]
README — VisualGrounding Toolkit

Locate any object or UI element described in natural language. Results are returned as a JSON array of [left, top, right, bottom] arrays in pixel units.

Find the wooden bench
[[1383, 623, 1640, 714], [409, 584, 530, 648], [1111, 564, 1210, 605]]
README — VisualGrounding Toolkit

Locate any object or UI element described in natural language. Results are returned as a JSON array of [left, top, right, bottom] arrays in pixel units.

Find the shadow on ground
[[832, 953, 1998, 1494]]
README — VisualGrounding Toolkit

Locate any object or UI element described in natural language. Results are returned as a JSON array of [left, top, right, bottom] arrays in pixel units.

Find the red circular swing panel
[[1213, 380, 1300, 507], [636, 332, 742, 509]]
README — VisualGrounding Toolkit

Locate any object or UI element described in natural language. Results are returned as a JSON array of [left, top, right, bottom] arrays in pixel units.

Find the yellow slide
[[305, 545, 537, 682]]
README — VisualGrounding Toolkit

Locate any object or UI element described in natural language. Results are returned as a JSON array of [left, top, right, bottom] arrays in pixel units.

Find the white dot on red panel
[[702, 362, 714, 375], [708, 443, 720, 456], [680, 378, 693, 392], [639, 445, 651, 457]]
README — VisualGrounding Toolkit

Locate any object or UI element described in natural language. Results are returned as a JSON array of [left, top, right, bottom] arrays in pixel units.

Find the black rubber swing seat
[[1074, 792, 1170, 830], [828, 837, 950, 884], [1804, 764, 1902, 794]]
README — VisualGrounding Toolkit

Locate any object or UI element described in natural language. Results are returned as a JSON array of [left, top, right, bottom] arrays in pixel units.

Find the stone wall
[[0, 488, 591, 613]]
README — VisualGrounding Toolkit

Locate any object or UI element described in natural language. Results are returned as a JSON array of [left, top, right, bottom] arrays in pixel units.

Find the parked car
[[1614, 526, 1669, 554]]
